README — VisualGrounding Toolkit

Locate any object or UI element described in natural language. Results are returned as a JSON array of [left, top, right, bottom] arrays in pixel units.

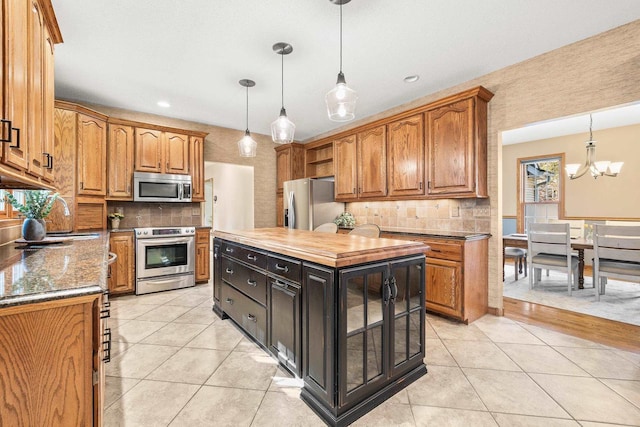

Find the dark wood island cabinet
[[213, 228, 429, 427]]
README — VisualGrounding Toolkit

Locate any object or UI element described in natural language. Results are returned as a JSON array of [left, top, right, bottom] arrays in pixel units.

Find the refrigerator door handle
[[287, 191, 295, 229]]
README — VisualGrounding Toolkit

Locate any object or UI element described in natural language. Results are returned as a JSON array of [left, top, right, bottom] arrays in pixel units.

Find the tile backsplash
[[107, 202, 202, 229], [346, 198, 490, 233]]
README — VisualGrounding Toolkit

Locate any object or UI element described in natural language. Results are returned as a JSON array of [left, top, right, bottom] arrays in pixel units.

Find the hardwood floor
[[503, 297, 640, 352]]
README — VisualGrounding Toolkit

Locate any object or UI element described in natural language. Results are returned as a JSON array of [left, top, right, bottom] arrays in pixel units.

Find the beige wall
[[74, 103, 278, 229], [503, 124, 640, 218], [306, 20, 640, 312]]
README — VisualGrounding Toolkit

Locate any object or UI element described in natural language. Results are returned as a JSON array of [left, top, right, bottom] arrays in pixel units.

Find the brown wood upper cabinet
[[77, 113, 107, 195], [426, 94, 489, 198], [275, 143, 304, 192], [107, 123, 134, 200], [386, 114, 424, 197], [190, 136, 205, 202], [134, 128, 189, 175], [1, 0, 61, 189], [334, 127, 387, 201]]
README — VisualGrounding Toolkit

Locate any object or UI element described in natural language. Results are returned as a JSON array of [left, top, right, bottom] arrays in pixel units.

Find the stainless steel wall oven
[[135, 227, 195, 295]]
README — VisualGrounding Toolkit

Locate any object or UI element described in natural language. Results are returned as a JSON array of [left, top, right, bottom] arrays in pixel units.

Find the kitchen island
[[0, 233, 110, 426], [213, 228, 429, 427]]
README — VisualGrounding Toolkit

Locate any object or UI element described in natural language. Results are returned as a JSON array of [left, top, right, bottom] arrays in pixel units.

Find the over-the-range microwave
[[133, 172, 192, 203]]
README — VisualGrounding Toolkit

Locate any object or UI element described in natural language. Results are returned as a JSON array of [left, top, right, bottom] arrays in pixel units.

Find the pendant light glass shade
[[237, 79, 257, 158], [238, 129, 257, 157], [326, 0, 357, 122], [326, 72, 357, 122], [271, 42, 295, 144], [271, 107, 295, 144]]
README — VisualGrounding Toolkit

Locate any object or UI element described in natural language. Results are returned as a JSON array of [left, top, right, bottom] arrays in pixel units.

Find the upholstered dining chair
[[313, 222, 338, 233], [348, 224, 381, 238], [528, 223, 579, 295], [592, 224, 640, 301], [505, 247, 527, 280]]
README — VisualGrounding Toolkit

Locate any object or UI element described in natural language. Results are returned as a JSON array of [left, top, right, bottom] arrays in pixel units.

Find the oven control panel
[[134, 227, 196, 238]]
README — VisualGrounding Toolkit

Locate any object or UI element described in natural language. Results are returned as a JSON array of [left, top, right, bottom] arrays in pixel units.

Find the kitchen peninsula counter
[[0, 231, 109, 308], [214, 228, 428, 426]]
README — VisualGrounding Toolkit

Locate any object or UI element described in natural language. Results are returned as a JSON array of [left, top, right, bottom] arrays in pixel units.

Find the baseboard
[[487, 306, 504, 316]]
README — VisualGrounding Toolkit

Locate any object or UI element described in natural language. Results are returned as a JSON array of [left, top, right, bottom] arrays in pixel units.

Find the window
[[517, 155, 565, 232], [0, 190, 25, 219]]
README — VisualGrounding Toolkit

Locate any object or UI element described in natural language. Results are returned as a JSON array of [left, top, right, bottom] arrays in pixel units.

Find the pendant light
[[237, 79, 257, 157], [271, 42, 296, 144], [326, 0, 357, 122]]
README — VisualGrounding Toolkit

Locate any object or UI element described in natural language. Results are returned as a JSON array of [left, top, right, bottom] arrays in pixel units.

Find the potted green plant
[[108, 212, 124, 230], [5, 190, 59, 241]]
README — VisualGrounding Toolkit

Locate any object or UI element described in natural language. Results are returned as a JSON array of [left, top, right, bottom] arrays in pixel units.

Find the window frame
[[516, 153, 566, 233]]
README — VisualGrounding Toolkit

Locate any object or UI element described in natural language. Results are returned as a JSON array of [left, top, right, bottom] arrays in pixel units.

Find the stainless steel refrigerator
[[283, 178, 345, 230]]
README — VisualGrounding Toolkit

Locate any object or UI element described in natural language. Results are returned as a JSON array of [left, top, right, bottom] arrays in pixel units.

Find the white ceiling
[[51, 1, 640, 141], [502, 102, 640, 145]]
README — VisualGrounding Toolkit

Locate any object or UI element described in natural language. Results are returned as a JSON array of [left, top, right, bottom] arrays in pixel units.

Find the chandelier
[[565, 114, 623, 179]]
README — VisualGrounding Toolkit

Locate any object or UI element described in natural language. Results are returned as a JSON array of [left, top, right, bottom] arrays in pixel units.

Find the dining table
[[503, 233, 593, 289]]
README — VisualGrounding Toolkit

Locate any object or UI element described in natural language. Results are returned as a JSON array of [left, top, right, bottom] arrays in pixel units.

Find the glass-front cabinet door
[[339, 262, 388, 407], [389, 256, 425, 377]]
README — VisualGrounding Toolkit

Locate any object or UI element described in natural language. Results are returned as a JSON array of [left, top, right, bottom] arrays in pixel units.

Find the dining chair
[[592, 224, 640, 301], [528, 223, 579, 294], [505, 247, 527, 280], [313, 222, 338, 233], [348, 224, 381, 238]]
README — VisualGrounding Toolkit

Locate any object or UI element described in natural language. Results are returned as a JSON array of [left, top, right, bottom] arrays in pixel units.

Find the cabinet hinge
[[92, 369, 99, 385]]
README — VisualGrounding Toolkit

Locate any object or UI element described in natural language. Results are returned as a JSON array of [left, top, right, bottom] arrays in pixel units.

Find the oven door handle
[[137, 236, 194, 245]]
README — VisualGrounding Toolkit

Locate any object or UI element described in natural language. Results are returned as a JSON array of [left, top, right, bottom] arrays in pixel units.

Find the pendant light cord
[[245, 85, 249, 132], [589, 113, 593, 141], [281, 50, 285, 109], [339, 2, 343, 73]]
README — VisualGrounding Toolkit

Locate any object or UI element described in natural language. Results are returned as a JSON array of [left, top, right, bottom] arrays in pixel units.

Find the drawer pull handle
[[100, 308, 110, 319], [416, 265, 422, 270], [225, 297, 234, 305], [430, 249, 441, 253], [247, 314, 257, 322], [247, 254, 257, 261], [225, 268, 234, 274], [247, 279, 257, 287], [275, 263, 289, 273], [273, 280, 288, 289], [225, 247, 234, 253]]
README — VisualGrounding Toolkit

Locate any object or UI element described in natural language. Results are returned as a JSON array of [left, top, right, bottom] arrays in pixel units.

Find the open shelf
[[305, 141, 334, 178]]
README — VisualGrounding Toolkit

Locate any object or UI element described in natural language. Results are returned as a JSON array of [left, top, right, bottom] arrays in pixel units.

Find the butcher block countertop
[[214, 228, 429, 268]]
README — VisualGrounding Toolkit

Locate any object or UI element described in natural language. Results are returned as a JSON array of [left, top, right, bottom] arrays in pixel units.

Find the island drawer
[[419, 239, 462, 261], [267, 254, 301, 283], [221, 283, 267, 346], [222, 242, 267, 270], [222, 258, 267, 306]]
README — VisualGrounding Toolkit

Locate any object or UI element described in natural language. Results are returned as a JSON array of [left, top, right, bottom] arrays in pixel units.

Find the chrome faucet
[[56, 196, 71, 216]]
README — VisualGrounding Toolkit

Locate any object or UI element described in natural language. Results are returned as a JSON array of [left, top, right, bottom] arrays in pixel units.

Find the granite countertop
[[339, 225, 490, 240], [215, 228, 428, 268], [0, 232, 110, 308]]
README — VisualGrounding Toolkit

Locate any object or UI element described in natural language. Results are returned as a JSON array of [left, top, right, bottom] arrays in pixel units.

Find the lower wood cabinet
[[108, 231, 135, 295], [383, 233, 489, 323], [0, 293, 107, 426], [195, 228, 211, 283]]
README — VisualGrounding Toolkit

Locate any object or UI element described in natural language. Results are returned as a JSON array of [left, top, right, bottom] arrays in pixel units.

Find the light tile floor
[[104, 283, 640, 427]]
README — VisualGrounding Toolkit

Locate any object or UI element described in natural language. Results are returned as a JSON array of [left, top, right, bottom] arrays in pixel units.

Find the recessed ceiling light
[[157, 101, 171, 108], [403, 75, 420, 83]]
